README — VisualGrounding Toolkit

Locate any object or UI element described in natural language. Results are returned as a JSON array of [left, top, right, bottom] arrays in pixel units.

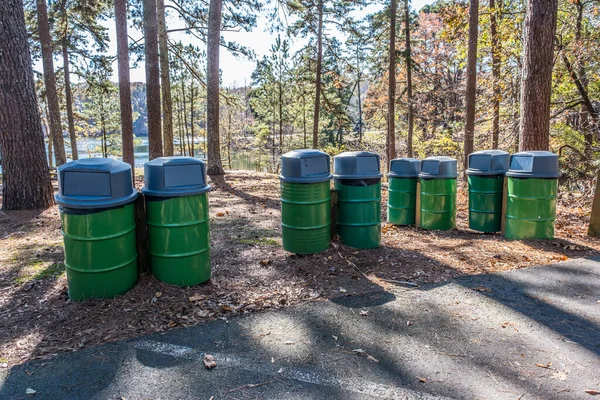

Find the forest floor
[[1, 171, 599, 368]]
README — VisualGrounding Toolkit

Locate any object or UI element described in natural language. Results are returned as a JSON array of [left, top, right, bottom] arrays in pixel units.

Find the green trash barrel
[[334, 151, 382, 249], [505, 151, 561, 239], [280, 150, 332, 254], [143, 157, 211, 286], [466, 150, 509, 232], [387, 158, 421, 225], [55, 158, 138, 302], [419, 156, 457, 230]]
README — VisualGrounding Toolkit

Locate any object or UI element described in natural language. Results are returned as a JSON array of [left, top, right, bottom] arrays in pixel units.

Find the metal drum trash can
[[143, 157, 211, 286], [505, 151, 561, 240], [387, 158, 421, 225], [466, 150, 509, 233], [419, 156, 457, 230], [333, 151, 382, 249], [55, 158, 138, 302], [280, 150, 332, 254]]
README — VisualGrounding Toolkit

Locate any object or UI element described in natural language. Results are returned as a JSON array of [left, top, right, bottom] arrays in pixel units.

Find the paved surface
[[1, 258, 599, 400]]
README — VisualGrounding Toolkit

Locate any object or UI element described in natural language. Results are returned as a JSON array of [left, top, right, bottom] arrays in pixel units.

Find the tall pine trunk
[[519, 0, 558, 151], [62, 40, 78, 160], [575, 0, 592, 159], [490, 0, 501, 149], [157, 0, 174, 156], [463, 0, 479, 171], [143, 0, 163, 160], [387, 0, 397, 164], [206, 0, 225, 175], [312, 0, 324, 149], [0, 0, 54, 209], [36, 0, 66, 166], [115, 0, 135, 173], [190, 82, 195, 157], [405, 0, 414, 158]]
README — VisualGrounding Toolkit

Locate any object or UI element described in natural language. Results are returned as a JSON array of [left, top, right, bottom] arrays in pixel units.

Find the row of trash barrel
[[55, 157, 212, 301], [280, 150, 561, 254]]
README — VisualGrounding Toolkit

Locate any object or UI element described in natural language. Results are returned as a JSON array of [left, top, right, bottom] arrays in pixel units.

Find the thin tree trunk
[[463, 0, 479, 171], [575, 0, 592, 159], [157, 0, 174, 156], [36, 0, 66, 166], [206, 0, 225, 175], [312, 0, 324, 149], [227, 108, 232, 168], [387, 0, 398, 164], [143, 0, 163, 159], [190, 81, 195, 157], [115, 0, 135, 173], [62, 40, 78, 160], [356, 45, 363, 143], [490, 0, 501, 149], [0, 0, 54, 209], [182, 79, 190, 157], [519, 0, 558, 151], [279, 82, 283, 153], [405, 0, 414, 157], [41, 101, 53, 167], [176, 94, 184, 155], [302, 93, 307, 148]]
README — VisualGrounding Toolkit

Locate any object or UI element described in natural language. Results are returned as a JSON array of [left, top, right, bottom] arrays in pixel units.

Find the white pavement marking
[[131, 339, 453, 400]]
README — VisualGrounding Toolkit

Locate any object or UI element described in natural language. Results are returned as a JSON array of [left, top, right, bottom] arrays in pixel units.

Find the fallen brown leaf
[[585, 390, 600, 395], [203, 354, 217, 369]]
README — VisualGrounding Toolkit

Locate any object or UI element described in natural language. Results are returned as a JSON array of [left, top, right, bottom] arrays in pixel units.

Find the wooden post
[[330, 188, 338, 238], [415, 180, 421, 227], [501, 176, 508, 235], [134, 194, 149, 274], [588, 170, 600, 237]]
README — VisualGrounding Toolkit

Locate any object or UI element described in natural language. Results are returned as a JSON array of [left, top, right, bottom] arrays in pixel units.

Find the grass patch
[[15, 262, 65, 284], [238, 237, 280, 246]]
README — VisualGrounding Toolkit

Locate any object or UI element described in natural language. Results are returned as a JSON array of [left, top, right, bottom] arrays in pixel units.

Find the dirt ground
[[1, 171, 599, 368]]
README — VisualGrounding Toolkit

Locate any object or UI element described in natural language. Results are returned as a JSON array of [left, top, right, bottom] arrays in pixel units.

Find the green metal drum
[[419, 178, 457, 230], [55, 158, 139, 301], [280, 150, 332, 254], [335, 180, 381, 248], [419, 156, 458, 231], [143, 156, 212, 286], [505, 178, 558, 239], [467, 175, 504, 232], [61, 204, 138, 301], [387, 158, 421, 225], [146, 194, 211, 285], [504, 151, 561, 240], [281, 181, 331, 254]]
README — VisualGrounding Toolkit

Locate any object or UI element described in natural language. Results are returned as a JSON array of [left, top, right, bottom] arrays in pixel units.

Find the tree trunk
[[575, 0, 592, 159], [190, 81, 195, 157], [588, 170, 600, 237], [405, 0, 414, 158], [356, 44, 363, 143], [279, 82, 283, 153], [302, 93, 307, 148], [115, 0, 135, 173], [36, 0, 66, 166], [206, 0, 225, 175], [227, 108, 232, 168], [62, 40, 78, 160], [518, 0, 558, 151], [463, 0, 479, 171], [143, 0, 163, 160], [0, 0, 54, 209], [182, 79, 190, 156], [490, 0, 501, 149], [312, 0, 324, 149], [157, 0, 174, 156], [387, 0, 397, 164]]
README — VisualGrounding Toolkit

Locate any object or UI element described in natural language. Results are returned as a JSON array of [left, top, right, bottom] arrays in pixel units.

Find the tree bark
[[143, 0, 163, 160], [575, 0, 592, 158], [463, 0, 479, 171], [62, 40, 78, 160], [115, 0, 135, 173], [405, 0, 414, 158], [387, 0, 397, 163], [0, 0, 54, 209], [518, 0, 558, 151], [206, 0, 225, 175], [312, 0, 324, 149], [490, 0, 501, 149], [157, 0, 174, 156], [36, 0, 66, 166], [190, 81, 195, 157]]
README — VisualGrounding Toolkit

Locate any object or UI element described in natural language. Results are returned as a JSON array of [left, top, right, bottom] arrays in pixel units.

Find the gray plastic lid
[[419, 156, 458, 179], [142, 156, 211, 197], [279, 149, 332, 183], [333, 151, 382, 179], [466, 150, 509, 176], [388, 158, 421, 178], [505, 151, 561, 178], [55, 158, 137, 209]]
